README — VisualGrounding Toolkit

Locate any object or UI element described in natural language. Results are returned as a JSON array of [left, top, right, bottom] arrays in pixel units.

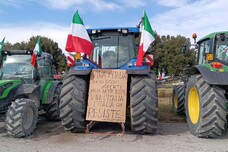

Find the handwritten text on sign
[[86, 69, 128, 123]]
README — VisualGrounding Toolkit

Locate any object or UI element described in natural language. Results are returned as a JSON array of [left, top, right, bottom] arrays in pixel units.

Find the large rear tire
[[43, 84, 61, 121], [130, 73, 158, 134], [185, 75, 227, 138], [172, 85, 185, 115], [59, 75, 88, 132], [5, 99, 38, 138]]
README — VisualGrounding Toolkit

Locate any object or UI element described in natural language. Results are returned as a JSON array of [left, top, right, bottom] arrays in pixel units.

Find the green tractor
[[172, 32, 228, 138], [0, 50, 61, 138]]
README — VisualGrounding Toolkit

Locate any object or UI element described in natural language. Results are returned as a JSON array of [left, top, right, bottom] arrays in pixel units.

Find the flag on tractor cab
[[136, 11, 155, 67], [65, 10, 94, 56], [67, 54, 75, 67], [0, 37, 5, 57], [31, 37, 42, 67]]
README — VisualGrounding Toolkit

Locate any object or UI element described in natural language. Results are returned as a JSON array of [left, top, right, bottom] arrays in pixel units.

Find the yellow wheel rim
[[188, 87, 200, 124], [174, 94, 178, 110]]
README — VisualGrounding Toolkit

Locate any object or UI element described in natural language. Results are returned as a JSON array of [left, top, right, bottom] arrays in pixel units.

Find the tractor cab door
[[36, 53, 54, 104], [197, 39, 213, 65]]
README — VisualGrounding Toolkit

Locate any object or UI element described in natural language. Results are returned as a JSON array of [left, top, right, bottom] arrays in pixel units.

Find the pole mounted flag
[[31, 37, 42, 67], [0, 37, 5, 57], [65, 11, 94, 56], [136, 11, 155, 67]]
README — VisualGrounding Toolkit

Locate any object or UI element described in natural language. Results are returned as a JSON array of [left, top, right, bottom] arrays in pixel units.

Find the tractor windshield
[[1, 55, 34, 82], [90, 32, 136, 68], [215, 35, 228, 64]]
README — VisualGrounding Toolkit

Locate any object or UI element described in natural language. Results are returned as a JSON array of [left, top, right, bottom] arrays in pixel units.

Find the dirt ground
[[0, 87, 228, 152]]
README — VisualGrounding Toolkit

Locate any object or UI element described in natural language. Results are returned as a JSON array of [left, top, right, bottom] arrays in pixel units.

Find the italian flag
[[136, 11, 155, 67], [31, 37, 42, 67], [0, 37, 5, 57], [65, 11, 94, 55]]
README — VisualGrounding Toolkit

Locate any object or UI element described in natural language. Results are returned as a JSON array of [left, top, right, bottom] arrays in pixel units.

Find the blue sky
[[0, 0, 228, 52]]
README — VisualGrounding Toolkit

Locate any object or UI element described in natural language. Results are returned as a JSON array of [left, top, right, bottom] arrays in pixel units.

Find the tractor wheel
[[185, 74, 227, 138], [130, 73, 158, 134], [5, 99, 38, 138], [172, 85, 185, 115], [59, 75, 88, 133], [43, 84, 61, 121]]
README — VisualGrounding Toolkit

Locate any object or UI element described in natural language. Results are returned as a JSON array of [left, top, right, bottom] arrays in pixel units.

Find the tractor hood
[[0, 80, 22, 99]]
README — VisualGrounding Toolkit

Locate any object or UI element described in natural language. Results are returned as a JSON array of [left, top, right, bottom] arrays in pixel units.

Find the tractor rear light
[[211, 62, 223, 68], [75, 52, 81, 62]]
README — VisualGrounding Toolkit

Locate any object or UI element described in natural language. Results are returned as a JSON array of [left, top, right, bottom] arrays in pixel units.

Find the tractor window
[[1, 55, 34, 83], [215, 36, 228, 63], [90, 33, 136, 68], [37, 58, 53, 79], [198, 39, 212, 64]]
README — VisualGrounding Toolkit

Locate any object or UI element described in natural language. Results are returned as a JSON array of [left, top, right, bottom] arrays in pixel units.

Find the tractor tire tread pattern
[[5, 99, 38, 138], [185, 75, 227, 138], [130, 73, 158, 134], [172, 85, 185, 115], [60, 75, 88, 133], [43, 84, 61, 121]]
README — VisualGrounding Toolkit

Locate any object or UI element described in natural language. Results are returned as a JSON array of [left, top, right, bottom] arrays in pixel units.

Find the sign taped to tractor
[[86, 69, 128, 123]]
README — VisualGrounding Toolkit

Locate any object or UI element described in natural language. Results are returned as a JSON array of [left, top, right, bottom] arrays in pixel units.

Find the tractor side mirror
[[182, 45, 187, 54], [32, 69, 40, 81], [43, 56, 52, 66]]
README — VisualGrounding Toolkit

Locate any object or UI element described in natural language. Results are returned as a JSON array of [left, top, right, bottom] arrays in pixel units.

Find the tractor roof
[[198, 31, 228, 43], [2, 50, 32, 56], [87, 27, 139, 34], [2, 50, 52, 59]]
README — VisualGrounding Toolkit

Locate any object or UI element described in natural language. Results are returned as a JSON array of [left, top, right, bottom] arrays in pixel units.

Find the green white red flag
[[136, 11, 155, 66], [0, 37, 5, 57], [31, 37, 42, 67], [65, 11, 94, 55]]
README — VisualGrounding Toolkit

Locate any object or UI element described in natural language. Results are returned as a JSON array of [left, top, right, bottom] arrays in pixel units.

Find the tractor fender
[[68, 67, 91, 75], [15, 84, 41, 107], [190, 65, 228, 85], [42, 81, 62, 105], [126, 66, 151, 75]]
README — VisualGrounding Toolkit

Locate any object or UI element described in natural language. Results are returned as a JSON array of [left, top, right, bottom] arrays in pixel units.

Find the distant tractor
[[172, 32, 228, 138], [0, 50, 61, 138], [60, 27, 158, 134]]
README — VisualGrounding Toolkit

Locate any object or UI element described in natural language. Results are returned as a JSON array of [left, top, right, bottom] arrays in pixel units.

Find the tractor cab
[[87, 28, 139, 68], [0, 50, 34, 83], [196, 32, 228, 66], [0, 50, 54, 83]]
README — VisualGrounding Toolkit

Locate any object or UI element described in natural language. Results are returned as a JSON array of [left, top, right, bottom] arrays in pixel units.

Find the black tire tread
[[5, 99, 38, 138], [172, 85, 185, 115], [130, 73, 158, 134], [185, 75, 227, 138], [59, 75, 88, 133], [43, 84, 61, 121]]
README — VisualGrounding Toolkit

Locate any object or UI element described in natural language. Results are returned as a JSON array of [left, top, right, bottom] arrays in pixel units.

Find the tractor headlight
[[122, 29, 128, 34], [128, 62, 136, 67], [83, 63, 90, 68]]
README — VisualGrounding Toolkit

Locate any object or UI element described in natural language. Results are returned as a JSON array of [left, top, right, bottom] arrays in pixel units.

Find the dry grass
[[158, 88, 186, 123]]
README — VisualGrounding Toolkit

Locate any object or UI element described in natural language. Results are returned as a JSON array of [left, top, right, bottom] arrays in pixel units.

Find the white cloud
[[157, 0, 190, 7], [0, 23, 69, 54], [119, 0, 145, 8], [152, 0, 228, 42], [43, 0, 120, 11]]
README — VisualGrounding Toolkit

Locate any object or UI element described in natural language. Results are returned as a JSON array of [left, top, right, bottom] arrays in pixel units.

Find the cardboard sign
[[86, 69, 128, 123]]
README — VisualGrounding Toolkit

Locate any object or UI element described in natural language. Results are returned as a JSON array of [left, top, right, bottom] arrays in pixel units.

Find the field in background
[[158, 85, 185, 123]]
